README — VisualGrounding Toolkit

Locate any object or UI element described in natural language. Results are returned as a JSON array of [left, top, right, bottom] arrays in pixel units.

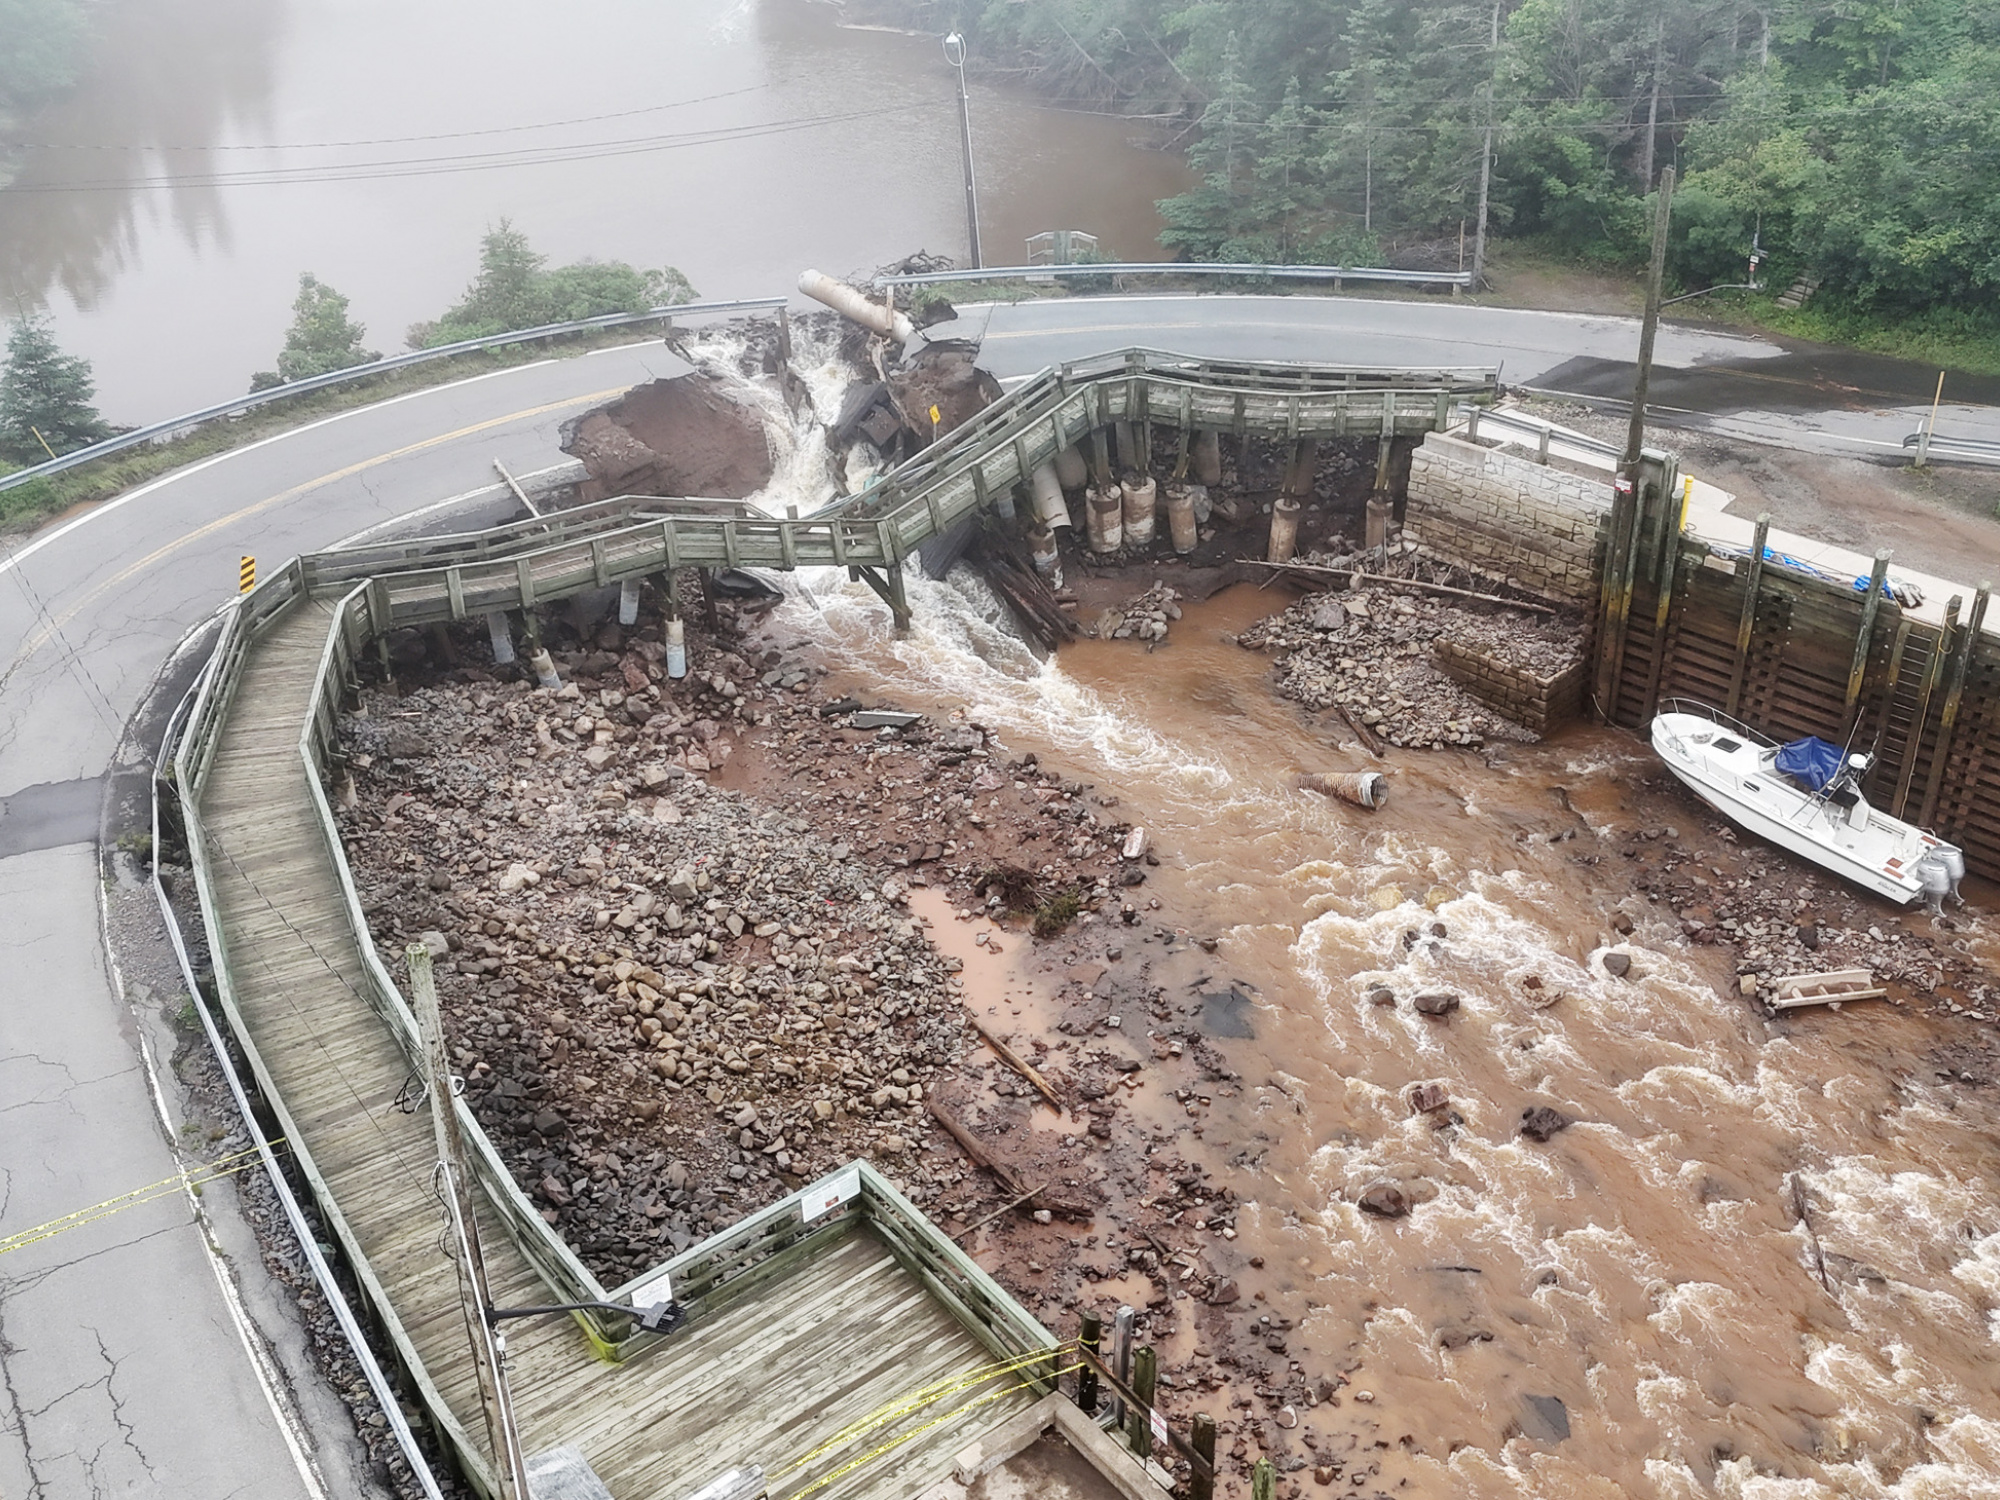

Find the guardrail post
[[1538, 425, 1552, 464]]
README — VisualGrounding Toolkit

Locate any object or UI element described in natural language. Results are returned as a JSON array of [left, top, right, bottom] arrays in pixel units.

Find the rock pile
[[1093, 582, 1183, 647], [338, 620, 1143, 1283], [1237, 578, 1580, 748], [1635, 825, 1996, 1018]]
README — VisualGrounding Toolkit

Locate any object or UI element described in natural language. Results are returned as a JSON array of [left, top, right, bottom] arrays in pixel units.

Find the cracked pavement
[[0, 346, 647, 1497]]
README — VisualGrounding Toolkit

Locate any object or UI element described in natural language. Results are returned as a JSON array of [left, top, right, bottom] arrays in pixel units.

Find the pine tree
[[0, 314, 112, 464], [251, 273, 380, 391]]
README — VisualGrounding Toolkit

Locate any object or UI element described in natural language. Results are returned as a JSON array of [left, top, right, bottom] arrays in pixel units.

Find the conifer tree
[[0, 314, 112, 464]]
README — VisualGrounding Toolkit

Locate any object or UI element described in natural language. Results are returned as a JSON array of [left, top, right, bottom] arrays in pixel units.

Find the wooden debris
[[966, 1015, 1065, 1114], [925, 1098, 1090, 1220], [1770, 969, 1886, 1011], [1238, 557, 1560, 616]]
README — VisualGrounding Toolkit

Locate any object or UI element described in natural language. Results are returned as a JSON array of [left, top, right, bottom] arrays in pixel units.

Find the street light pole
[[944, 32, 983, 270]]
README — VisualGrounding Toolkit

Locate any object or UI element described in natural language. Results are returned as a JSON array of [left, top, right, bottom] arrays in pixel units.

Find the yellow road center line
[[13, 387, 623, 669]]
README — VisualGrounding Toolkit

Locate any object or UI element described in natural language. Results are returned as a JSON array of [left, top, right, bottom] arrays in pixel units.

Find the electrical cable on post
[[944, 32, 982, 270]]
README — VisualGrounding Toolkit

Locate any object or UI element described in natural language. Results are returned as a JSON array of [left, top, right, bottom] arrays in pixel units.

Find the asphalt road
[[0, 293, 1991, 1496], [946, 293, 2000, 462]]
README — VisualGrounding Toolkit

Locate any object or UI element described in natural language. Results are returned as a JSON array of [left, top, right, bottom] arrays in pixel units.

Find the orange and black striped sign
[[239, 556, 256, 593]]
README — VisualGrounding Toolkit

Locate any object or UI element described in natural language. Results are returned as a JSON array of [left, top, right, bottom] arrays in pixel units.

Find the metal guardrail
[[1902, 429, 2000, 463], [0, 296, 789, 495], [874, 261, 1474, 290], [1457, 401, 1621, 464]]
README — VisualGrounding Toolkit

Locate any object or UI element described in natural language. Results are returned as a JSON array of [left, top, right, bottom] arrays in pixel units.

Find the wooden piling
[[1591, 477, 1642, 721], [1723, 514, 1771, 717], [1843, 550, 1892, 731], [1252, 1457, 1276, 1500], [1190, 1415, 1217, 1500], [1127, 1345, 1158, 1461], [1918, 582, 1991, 828], [1077, 1313, 1101, 1413]]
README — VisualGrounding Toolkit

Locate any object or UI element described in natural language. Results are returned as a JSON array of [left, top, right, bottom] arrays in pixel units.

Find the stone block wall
[[1433, 638, 1586, 736], [1404, 433, 1609, 603]]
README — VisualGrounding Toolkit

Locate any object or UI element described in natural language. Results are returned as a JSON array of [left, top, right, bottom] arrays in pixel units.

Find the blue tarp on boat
[[1775, 736, 1845, 792]]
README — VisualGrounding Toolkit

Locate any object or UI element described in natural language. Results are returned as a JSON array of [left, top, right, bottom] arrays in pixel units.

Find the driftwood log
[[926, 1098, 1091, 1221]]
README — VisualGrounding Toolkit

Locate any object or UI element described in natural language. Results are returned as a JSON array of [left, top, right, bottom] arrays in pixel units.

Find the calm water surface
[[0, 0, 1190, 422]]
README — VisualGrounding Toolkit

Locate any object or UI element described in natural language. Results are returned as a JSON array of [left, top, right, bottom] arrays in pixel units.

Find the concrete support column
[[1121, 476, 1157, 548], [1086, 485, 1124, 554], [1055, 443, 1088, 491], [1192, 430, 1223, 487], [1267, 497, 1301, 564], [1365, 493, 1391, 558], [618, 577, 641, 627], [1028, 526, 1063, 589], [485, 611, 516, 666], [1165, 484, 1198, 554]]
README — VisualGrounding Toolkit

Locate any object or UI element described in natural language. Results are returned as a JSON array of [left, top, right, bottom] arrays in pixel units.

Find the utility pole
[[410, 944, 527, 1499], [1470, 0, 1500, 293], [1624, 165, 1677, 466], [944, 32, 983, 270]]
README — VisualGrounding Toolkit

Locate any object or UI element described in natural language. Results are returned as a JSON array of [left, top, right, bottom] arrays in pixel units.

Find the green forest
[[0, 0, 93, 121], [935, 0, 1999, 342]]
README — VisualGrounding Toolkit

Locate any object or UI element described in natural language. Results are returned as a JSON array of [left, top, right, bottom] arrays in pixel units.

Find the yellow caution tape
[[785, 1361, 1084, 1500], [773, 1342, 1075, 1478], [0, 1142, 279, 1257]]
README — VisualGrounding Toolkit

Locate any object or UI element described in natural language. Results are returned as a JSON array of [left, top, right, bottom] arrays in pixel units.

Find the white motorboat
[[1650, 700, 1965, 908]]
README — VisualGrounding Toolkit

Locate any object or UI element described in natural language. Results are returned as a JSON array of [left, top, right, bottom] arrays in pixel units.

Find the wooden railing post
[[1190, 1414, 1216, 1500], [1126, 1345, 1157, 1461], [1077, 1312, 1101, 1413]]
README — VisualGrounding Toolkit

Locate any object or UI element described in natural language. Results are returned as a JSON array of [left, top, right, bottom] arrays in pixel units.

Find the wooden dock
[[173, 346, 1489, 1497], [192, 601, 1052, 1499]]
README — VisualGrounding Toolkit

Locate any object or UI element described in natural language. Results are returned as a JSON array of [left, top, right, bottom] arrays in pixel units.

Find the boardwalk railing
[[165, 347, 1489, 1477], [293, 348, 1496, 631]]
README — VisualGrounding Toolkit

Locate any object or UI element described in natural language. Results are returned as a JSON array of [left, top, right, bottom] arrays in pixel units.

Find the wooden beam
[[1918, 582, 1991, 828], [1843, 549, 1892, 731], [1724, 514, 1771, 717]]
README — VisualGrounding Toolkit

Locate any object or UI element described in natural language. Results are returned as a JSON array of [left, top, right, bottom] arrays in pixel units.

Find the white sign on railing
[[802, 1166, 862, 1221]]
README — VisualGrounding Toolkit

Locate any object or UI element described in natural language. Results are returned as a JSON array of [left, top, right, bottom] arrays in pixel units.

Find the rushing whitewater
[[716, 341, 2000, 1498]]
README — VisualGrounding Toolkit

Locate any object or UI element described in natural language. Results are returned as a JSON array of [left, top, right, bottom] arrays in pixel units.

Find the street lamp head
[[943, 31, 967, 67]]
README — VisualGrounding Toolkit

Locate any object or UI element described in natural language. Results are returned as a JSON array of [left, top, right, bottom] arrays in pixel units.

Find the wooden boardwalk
[[198, 601, 1040, 1499]]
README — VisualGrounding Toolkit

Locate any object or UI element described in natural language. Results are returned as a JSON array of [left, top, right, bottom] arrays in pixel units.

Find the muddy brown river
[[1, 0, 1189, 422], [772, 558, 2000, 1498]]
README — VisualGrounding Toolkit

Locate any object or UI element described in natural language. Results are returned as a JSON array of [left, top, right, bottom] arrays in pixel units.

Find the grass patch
[[1031, 886, 1083, 938], [0, 324, 690, 539]]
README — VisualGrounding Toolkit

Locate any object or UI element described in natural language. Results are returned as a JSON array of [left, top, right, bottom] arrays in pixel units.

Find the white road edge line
[[98, 869, 331, 1500], [0, 358, 563, 581]]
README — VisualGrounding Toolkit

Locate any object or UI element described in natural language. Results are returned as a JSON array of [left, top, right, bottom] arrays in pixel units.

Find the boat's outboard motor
[[1915, 846, 1966, 913]]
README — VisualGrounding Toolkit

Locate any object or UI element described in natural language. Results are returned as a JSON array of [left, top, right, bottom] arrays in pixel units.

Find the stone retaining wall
[[1433, 638, 1586, 736], [1404, 433, 1609, 602]]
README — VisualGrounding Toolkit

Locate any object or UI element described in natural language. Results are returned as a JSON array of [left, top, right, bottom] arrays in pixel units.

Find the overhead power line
[[0, 103, 936, 193]]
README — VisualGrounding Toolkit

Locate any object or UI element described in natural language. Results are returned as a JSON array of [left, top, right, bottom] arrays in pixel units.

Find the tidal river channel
[[780, 561, 2000, 1499], [0, 0, 1188, 423]]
